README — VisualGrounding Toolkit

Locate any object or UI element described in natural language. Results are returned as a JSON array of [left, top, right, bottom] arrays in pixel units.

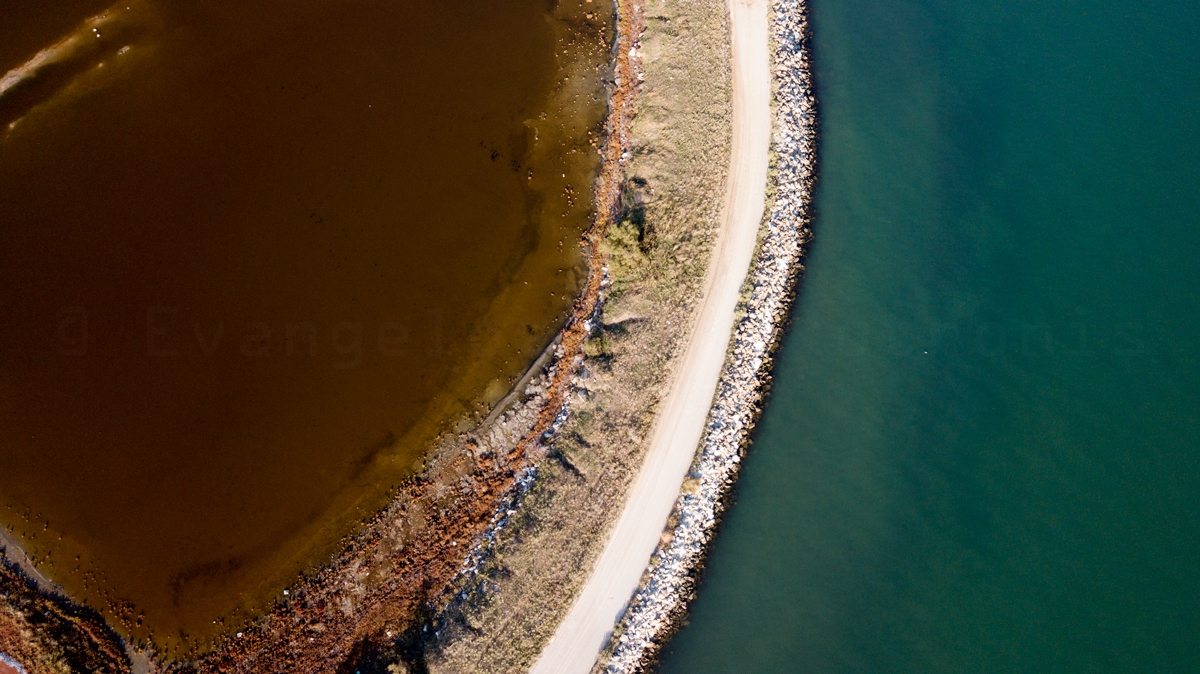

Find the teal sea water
[[659, 0, 1200, 671]]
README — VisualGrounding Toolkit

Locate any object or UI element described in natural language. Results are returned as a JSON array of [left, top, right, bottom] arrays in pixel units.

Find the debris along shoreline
[[0, 557, 130, 674], [419, 0, 743, 667], [602, 0, 817, 670], [170, 0, 644, 670], [0, 0, 637, 670]]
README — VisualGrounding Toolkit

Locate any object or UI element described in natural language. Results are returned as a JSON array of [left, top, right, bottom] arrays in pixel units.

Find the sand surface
[[527, 0, 772, 671]]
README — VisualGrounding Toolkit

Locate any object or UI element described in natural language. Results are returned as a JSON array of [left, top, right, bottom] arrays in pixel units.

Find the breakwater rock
[[601, 0, 817, 670]]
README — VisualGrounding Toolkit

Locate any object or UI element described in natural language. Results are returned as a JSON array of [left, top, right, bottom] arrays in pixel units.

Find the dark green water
[[659, 0, 1200, 671]]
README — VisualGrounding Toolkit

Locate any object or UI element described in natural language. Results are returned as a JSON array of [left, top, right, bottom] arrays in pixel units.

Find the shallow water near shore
[[659, 0, 1200, 671], [0, 0, 612, 654]]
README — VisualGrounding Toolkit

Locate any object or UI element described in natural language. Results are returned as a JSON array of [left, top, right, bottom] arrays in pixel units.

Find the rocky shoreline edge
[[602, 0, 817, 670]]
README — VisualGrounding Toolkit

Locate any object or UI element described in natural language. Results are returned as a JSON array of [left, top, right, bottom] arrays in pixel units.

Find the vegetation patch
[[422, 0, 734, 671]]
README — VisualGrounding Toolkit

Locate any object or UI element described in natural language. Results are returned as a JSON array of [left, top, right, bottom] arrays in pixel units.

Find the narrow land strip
[[423, 0, 734, 669], [528, 1, 771, 671], [605, 0, 817, 665]]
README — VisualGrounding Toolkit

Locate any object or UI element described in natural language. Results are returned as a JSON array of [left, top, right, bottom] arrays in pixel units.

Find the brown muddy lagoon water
[[0, 0, 613, 655]]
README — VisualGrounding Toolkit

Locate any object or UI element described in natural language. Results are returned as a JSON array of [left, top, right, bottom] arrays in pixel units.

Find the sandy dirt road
[[528, 0, 771, 671]]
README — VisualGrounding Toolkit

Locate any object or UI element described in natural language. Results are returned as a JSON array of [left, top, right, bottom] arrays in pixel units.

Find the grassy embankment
[[426, 0, 734, 671]]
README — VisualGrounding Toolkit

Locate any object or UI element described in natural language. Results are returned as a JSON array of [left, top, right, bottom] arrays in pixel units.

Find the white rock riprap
[[601, 0, 817, 670]]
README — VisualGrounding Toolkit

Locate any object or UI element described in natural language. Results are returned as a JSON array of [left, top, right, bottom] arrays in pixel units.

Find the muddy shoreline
[[0, 0, 639, 670], [160, 1, 643, 670]]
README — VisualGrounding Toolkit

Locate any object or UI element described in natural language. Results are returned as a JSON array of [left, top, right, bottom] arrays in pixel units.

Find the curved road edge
[[528, 0, 773, 672], [604, 0, 817, 668]]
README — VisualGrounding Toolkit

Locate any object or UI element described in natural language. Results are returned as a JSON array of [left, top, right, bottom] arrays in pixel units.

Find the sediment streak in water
[[0, 1, 153, 129]]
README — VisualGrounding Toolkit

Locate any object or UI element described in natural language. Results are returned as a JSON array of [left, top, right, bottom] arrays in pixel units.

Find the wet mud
[[0, 0, 613, 656]]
